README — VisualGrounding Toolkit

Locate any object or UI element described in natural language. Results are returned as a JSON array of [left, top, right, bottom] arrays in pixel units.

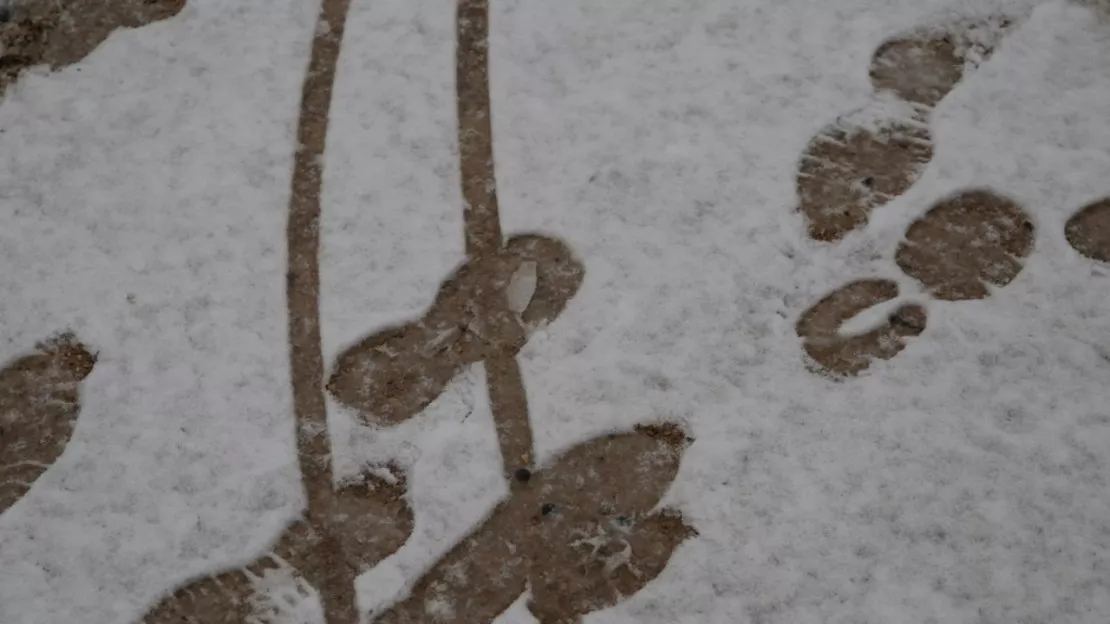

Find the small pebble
[[541, 503, 555, 516], [514, 468, 531, 483]]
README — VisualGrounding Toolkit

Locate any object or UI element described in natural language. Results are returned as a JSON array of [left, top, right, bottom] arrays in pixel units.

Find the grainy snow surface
[[3, 0, 1110, 623]]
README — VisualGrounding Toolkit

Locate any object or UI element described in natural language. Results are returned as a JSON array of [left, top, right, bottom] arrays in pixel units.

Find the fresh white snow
[[0, 1, 316, 622], [2, 0, 1110, 623]]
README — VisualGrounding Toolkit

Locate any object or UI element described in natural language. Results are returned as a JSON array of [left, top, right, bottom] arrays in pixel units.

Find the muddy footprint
[[799, 189, 1035, 376], [796, 16, 1016, 241]]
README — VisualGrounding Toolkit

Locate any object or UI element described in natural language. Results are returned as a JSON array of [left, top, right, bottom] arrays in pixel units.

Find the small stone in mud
[[514, 467, 532, 483], [541, 503, 555, 516]]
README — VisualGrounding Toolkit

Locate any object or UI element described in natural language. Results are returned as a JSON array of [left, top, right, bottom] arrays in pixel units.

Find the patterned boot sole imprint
[[796, 15, 1015, 242], [1066, 198, 1110, 263]]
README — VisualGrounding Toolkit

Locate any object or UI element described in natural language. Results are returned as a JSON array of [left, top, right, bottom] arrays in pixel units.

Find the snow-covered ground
[[3, 0, 1110, 622]]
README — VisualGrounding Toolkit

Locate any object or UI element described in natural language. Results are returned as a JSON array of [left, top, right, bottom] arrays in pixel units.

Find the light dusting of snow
[[248, 565, 324, 624], [424, 590, 455, 620], [1, 0, 1110, 623]]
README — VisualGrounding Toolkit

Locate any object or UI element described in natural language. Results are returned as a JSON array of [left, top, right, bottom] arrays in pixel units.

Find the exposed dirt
[[0, 333, 96, 513], [796, 120, 932, 241], [896, 189, 1035, 301], [797, 280, 927, 376], [0, 0, 183, 96], [1065, 197, 1110, 263], [456, 0, 501, 259]]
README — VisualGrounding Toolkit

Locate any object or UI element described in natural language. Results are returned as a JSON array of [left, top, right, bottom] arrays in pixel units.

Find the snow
[[0, 1, 317, 622], [506, 261, 538, 314], [2, 0, 1110, 623]]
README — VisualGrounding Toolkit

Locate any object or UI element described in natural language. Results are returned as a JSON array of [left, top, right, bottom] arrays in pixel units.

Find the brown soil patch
[[796, 279, 927, 376], [0, 332, 96, 513], [896, 189, 1035, 301], [372, 426, 695, 624], [0, 0, 183, 95], [796, 121, 932, 241], [1065, 197, 1110, 262]]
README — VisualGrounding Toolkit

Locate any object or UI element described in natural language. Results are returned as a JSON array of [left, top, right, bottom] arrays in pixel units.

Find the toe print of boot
[[796, 16, 1016, 241], [1065, 197, 1110, 263], [798, 189, 1036, 376]]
